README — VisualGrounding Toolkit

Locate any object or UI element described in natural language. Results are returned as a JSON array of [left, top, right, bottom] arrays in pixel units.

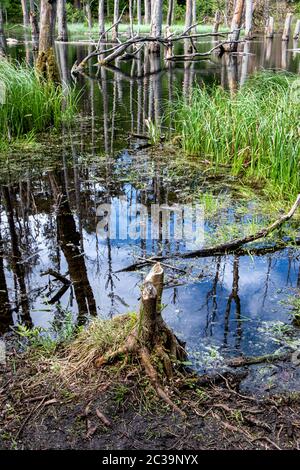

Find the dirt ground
[[1, 344, 300, 451]]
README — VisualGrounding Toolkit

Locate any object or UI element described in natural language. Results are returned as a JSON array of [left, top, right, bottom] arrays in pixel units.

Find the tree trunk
[[86, 1, 93, 30], [21, 0, 29, 28], [225, 0, 245, 52], [282, 13, 293, 41], [0, 5, 6, 57], [185, 0, 193, 32], [192, 0, 197, 27], [57, 0, 68, 41], [29, 0, 39, 51], [294, 19, 300, 41], [244, 0, 253, 39], [166, 0, 174, 28], [144, 0, 151, 24], [265, 16, 274, 39], [212, 10, 221, 34], [112, 0, 119, 41], [137, 0, 142, 28], [36, 0, 60, 81], [129, 0, 134, 37], [150, 0, 163, 53], [98, 0, 105, 36]]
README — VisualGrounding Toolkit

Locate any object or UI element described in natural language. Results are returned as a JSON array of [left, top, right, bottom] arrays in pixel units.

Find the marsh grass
[[171, 72, 300, 199], [0, 60, 78, 149]]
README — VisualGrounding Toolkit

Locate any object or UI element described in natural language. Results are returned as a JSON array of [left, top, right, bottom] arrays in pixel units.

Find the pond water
[[0, 33, 299, 372]]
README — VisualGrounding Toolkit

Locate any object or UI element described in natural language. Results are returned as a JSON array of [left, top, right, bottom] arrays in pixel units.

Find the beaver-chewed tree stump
[[94, 262, 187, 415]]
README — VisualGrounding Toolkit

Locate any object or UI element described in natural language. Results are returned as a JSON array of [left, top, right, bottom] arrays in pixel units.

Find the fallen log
[[225, 352, 291, 368]]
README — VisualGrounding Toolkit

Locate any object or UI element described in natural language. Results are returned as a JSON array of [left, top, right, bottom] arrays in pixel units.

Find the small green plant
[[114, 384, 129, 406], [287, 296, 300, 326], [145, 118, 161, 145]]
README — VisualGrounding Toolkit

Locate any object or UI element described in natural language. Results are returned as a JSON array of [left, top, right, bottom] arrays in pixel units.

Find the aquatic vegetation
[[0, 60, 78, 149], [171, 72, 300, 199]]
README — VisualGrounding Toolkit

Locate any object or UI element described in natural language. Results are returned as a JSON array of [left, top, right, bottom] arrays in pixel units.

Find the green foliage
[[15, 310, 78, 354], [171, 72, 300, 200], [0, 60, 78, 149]]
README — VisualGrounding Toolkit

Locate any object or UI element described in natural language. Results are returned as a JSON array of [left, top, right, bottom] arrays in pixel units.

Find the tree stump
[[94, 263, 186, 415]]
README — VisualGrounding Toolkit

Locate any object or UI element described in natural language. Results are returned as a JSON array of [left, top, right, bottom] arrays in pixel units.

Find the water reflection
[[1, 33, 299, 368]]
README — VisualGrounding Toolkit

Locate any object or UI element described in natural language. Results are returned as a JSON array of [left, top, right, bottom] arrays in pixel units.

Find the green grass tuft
[[0, 60, 78, 150], [170, 72, 300, 200]]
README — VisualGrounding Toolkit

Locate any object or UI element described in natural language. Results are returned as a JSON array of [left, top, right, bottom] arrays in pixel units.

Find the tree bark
[[282, 13, 293, 41], [244, 0, 253, 39], [57, 0, 68, 41], [265, 16, 274, 39], [294, 19, 300, 41], [21, 0, 30, 28], [36, 0, 60, 81], [86, 1, 93, 30], [150, 0, 163, 53], [212, 10, 221, 34], [98, 0, 105, 36], [112, 0, 119, 41], [166, 0, 174, 28], [144, 0, 151, 24], [0, 5, 6, 57], [29, 0, 39, 51], [225, 0, 245, 52], [137, 0, 142, 28], [185, 0, 193, 32]]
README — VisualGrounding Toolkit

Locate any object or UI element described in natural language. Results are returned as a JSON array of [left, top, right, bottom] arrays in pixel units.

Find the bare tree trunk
[[185, 0, 193, 32], [150, 0, 163, 53], [192, 0, 197, 27], [137, 0, 142, 28], [294, 19, 300, 41], [112, 0, 119, 41], [21, 0, 29, 28], [98, 0, 105, 36], [166, 0, 174, 27], [86, 1, 93, 30], [265, 16, 274, 38], [0, 5, 6, 57], [212, 10, 221, 34], [225, 0, 245, 52], [244, 0, 253, 39], [144, 0, 151, 24], [29, 0, 39, 51], [57, 0, 68, 42], [37, 0, 60, 81], [129, 0, 134, 37], [282, 12, 293, 41]]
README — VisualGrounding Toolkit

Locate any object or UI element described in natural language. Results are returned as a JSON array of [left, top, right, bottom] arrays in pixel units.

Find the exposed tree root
[[94, 263, 187, 415]]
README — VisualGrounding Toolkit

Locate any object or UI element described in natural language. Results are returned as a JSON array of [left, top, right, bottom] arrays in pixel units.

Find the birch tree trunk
[[57, 0, 68, 42], [294, 19, 300, 41], [129, 0, 134, 37], [21, 0, 29, 28], [0, 5, 6, 57], [150, 0, 163, 52], [36, 0, 60, 81], [192, 0, 197, 28], [265, 16, 274, 39], [212, 10, 221, 34], [244, 0, 253, 39], [226, 0, 245, 52], [112, 0, 119, 41], [29, 0, 39, 51], [98, 0, 105, 36]]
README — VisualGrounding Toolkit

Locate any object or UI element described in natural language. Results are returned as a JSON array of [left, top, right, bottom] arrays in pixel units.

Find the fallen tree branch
[[225, 352, 291, 368], [118, 195, 300, 272]]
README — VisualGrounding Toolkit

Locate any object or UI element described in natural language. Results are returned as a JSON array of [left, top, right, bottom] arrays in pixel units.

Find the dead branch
[[225, 352, 291, 368], [118, 195, 300, 272]]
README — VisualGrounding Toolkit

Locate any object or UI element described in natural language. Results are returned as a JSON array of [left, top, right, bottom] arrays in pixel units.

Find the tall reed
[[171, 72, 300, 199], [0, 60, 78, 147]]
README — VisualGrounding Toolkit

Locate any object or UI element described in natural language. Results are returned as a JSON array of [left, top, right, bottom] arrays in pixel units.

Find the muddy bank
[[1, 330, 300, 450]]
